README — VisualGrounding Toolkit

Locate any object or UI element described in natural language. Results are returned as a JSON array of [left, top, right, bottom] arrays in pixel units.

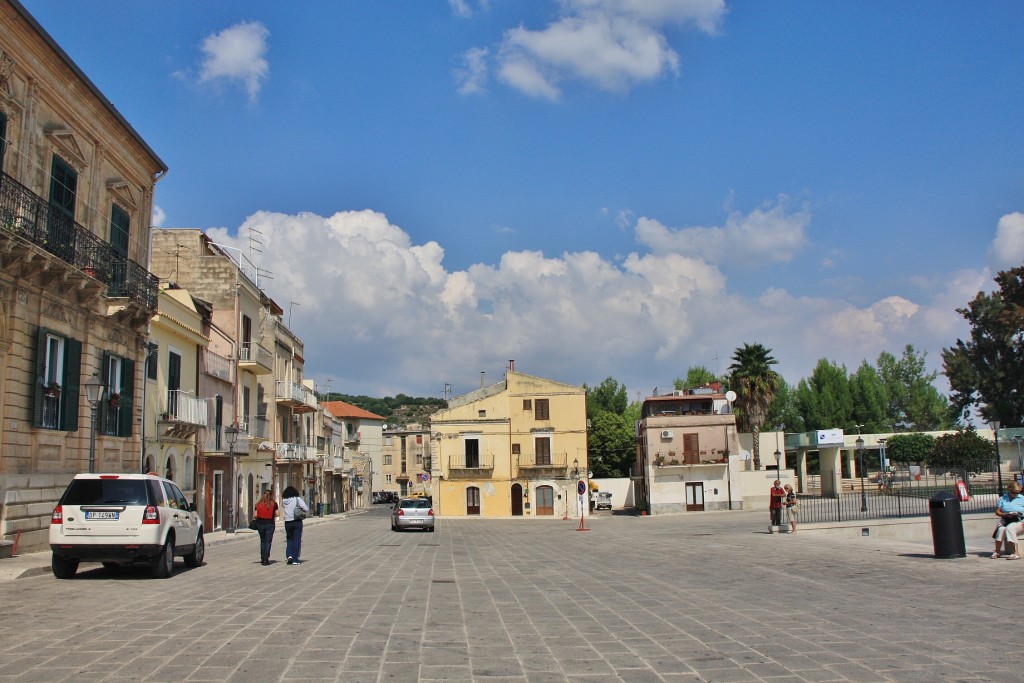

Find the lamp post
[[1014, 435, 1022, 474], [224, 424, 239, 532], [84, 373, 105, 474], [856, 436, 866, 512], [990, 420, 1003, 495], [877, 438, 887, 475]]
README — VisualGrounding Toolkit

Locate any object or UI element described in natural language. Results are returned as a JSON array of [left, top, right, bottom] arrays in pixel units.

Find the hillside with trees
[[324, 393, 446, 427]]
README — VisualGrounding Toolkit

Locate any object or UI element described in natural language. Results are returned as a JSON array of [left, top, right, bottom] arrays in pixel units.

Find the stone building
[[0, 0, 167, 552]]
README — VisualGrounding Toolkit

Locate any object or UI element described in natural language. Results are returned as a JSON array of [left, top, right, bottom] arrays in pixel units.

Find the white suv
[[49, 473, 204, 579]]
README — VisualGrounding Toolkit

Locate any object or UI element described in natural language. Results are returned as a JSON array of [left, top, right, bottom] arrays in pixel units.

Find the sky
[[21, 0, 1024, 402]]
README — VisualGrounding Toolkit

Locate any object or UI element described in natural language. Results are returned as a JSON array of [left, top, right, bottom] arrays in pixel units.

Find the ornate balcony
[[0, 171, 157, 326]]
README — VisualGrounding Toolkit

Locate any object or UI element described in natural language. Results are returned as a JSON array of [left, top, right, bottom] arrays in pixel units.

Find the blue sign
[[577, 480, 586, 496]]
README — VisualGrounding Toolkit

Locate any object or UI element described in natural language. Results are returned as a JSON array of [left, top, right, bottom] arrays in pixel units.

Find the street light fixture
[[224, 424, 239, 532], [990, 420, 1003, 495], [855, 436, 866, 512], [84, 373, 105, 474], [572, 457, 579, 478]]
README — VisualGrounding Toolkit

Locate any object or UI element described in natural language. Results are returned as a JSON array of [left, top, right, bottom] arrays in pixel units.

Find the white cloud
[[449, 0, 472, 18], [151, 205, 166, 228], [463, 0, 726, 98], [198, 21, 270, 102], [989, 211, 1024, 271], [199, 202, 982, 400], [455, 47, 490, 95], [634, 197, 810, 266]]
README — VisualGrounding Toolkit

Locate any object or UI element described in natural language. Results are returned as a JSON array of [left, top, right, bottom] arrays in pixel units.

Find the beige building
[[142, 285, 210, 511], [381, 424, 432, 498], [430, 366, 588, 518], [323, 400, 384, 509], [0, 1, 167, 552]]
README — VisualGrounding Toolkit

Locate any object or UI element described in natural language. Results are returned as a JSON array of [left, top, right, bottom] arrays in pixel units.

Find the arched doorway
[[535, 485, 554, 515], [511, 483, 523, 516], [466, 486, 481, 515]]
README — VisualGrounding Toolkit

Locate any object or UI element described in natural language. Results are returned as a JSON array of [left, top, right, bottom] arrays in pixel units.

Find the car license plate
[[85, 511, 119, 520], [409, 519, 422, 523]]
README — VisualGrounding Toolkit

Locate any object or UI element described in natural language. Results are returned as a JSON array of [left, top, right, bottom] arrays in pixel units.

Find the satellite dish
[[725, 390, 737, 403]]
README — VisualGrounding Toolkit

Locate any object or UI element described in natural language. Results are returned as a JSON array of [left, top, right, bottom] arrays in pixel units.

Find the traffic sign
[[577, 480, 586, 496], [421, 472, 430, 482]]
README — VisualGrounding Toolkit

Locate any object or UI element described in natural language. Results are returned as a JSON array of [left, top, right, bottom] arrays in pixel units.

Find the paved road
[[0, 507, 1016, 682]]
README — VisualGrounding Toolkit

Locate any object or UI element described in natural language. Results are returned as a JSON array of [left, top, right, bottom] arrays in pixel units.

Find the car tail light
[[396, 509, 404, 516], [99, 475, 119, 479], [51, 505, 63, 525], [142, 505, 160, 524], [428, 509, 434, 516]]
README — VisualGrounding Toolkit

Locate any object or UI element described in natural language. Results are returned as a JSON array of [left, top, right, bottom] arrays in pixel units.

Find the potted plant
[[655, 454, 665, 467], [108, 392, 120, 407], [43, 382, 61, 399]]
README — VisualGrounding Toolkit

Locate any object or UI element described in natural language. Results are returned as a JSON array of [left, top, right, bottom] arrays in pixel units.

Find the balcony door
[[464, 438, 480, 468]]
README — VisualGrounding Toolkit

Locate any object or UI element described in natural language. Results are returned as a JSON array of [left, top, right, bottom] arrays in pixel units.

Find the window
[[535, 436, 551, 466], [478, 409, 486, 418], [240, 315, 252, 360], [47, 156, 77, 261], [109, 204, 130, 257], [146, 343, 158, 380], [512, 443, 520, 455], [386, 474, 392, 484], [464, 438, 480, 468], [683, 433, 699, 457], [384, 455, 392, 466], [102, 352, 134, 437], [0, 111, 7, 171], [416, 435, 422, 445], [167, 350, 181, 418], [33, 328, 81, 431], [534, 399, 549, 420], [523, 399, 532, 411]]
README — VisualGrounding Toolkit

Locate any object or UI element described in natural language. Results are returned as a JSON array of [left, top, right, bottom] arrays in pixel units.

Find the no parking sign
[[577, 480, 586, 496]]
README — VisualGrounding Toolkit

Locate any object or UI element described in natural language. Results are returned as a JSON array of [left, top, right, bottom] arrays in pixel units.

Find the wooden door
[[511, 483, 523, 516], [685, 482, 705, 512], [466, 486, 481, 515], [536, 485, 554, 515]]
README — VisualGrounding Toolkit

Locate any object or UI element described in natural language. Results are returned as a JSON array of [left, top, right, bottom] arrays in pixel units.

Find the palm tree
[[729, 343, 781, 470]]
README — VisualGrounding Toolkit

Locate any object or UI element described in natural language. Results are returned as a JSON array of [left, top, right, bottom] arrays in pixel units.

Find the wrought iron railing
[[0, 171, 157, 311], [164, 390, 209, 426]]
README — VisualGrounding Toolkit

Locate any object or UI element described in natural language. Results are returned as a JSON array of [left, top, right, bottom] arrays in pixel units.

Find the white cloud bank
[[200, 203, 1001, 399], [456, 0, 727, 99], [197, 21, 270, 102]]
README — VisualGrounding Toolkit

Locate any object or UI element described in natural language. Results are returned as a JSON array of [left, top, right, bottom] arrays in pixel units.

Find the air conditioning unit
[[661, 429, 673, 439]]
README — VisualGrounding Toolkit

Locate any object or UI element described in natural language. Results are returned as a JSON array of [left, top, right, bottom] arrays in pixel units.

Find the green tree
[[584, 377, 628, 419], [885, 432, 935, 464], [943, 266, 1024, 426], [928, 426, 994, 475], [795, 358, 853, 431], [877, 345, 952, 431], [673, 366, 721, 391], [729, 342, 781, 470], [849, 361, 889, 433], [587, 409, 635, 477], [764, 382, 804, 433]]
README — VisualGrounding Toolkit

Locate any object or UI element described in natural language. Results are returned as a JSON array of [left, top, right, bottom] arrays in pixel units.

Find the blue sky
[[22, 0, 1024, 401]]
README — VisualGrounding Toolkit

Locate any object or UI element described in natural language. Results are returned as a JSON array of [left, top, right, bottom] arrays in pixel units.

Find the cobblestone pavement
[[0, 507, 1017, 682]]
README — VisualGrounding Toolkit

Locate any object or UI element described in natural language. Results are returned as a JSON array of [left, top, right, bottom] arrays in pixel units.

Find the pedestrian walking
[[253, 489, 278, 566], [282, 485, 310, 565], [769, 479, 785, 533], [784, 484, 798, 534]]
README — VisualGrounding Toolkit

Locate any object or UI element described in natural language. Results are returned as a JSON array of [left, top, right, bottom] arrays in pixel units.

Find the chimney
[[508, 359, 515, 372], [480, 371, 485, 389]]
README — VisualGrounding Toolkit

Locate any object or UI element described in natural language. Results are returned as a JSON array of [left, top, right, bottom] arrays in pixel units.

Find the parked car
[[49, 473, 204, 579], [593, 491, 613, 510], [390, 496, 435, 532]]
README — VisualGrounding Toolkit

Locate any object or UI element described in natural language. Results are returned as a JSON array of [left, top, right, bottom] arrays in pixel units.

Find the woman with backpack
[[281, 485, 310, 565]]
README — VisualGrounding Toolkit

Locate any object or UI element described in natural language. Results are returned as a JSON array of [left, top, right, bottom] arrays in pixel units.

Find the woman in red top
[[253, 490, 278, 565], [769, 480, 786, 533]]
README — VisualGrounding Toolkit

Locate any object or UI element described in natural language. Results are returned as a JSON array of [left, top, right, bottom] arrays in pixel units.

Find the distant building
[[322, 400, 384, 509], [381, 424, 432, 498], [430, 365, 588, 518]]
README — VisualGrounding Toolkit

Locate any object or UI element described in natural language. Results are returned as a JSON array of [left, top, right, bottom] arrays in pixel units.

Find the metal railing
[[276, 443, 314, 461], [238, 342, 273, 373], [0, 171, 157, 312], [795, 460, 1004, 523], [448, 454, 495, 470], [164, 390, 209, 426], [518, 452, 569, 468]]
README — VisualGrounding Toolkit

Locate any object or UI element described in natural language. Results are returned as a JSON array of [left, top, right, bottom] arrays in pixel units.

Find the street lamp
[[856, 436, 866, 512], [990, 420, 1003, 495], [84, 373, 105, 473], [572, 457, 579, 478], [224, 424, 239, 532], [877, 438, 887, 476]]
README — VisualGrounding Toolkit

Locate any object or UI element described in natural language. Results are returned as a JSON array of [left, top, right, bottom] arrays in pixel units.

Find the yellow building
[[430, 367, 588, 518]]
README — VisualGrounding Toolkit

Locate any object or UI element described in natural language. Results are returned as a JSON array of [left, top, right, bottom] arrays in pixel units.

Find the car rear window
[[60, 479, 151, 506], [400, 499, 431, 509]]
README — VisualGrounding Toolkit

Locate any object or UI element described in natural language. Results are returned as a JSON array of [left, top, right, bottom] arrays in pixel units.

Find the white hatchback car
[[49, 473, 204, 579]]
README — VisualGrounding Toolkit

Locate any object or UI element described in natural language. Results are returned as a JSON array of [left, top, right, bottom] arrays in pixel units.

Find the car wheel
[[151, 537, 174, 579], [51, 554, 78, 579], [184, 531, 205, 568]]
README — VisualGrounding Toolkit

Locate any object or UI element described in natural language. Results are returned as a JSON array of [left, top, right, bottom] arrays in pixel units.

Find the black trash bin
[[929, 491, 966, 558]]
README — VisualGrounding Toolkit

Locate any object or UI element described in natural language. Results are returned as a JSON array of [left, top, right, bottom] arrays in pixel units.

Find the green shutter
[[63, 338, 82, 432], [120, 358, 135, 437], [32, 327, 47, 428], [100, 352, 111, 433]]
